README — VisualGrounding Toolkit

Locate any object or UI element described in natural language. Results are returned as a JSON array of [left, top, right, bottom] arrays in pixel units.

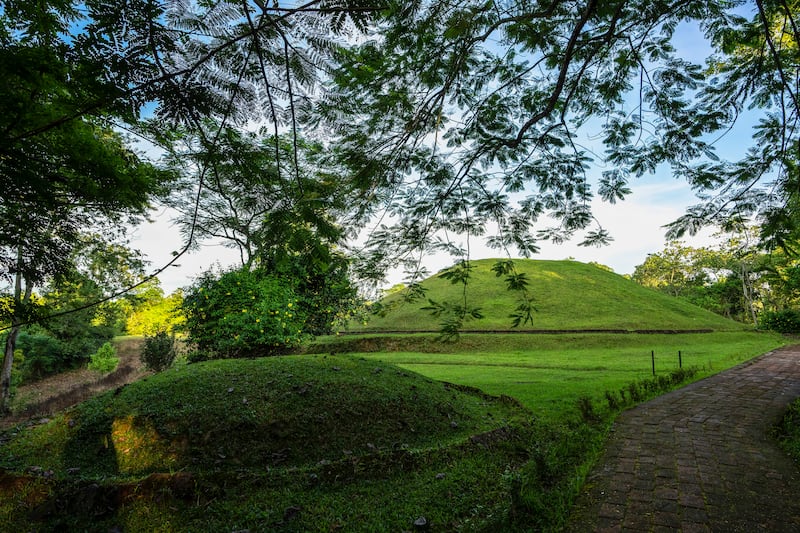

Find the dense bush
[[183, 268, 306, 358], [264, 254, 360, 336], [87, 342, 119, 373], [141, 331, 177, 371], [15, 331, 66, 380], [759, 309, 800, 333], [15, 325, 115, 381]]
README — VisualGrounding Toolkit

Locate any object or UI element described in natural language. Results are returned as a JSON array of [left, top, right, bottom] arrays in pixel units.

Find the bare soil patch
[[2, 337, 151, 429]]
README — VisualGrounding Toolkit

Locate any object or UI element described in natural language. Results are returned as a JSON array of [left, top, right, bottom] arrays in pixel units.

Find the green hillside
[[354, 259, 748, 332]]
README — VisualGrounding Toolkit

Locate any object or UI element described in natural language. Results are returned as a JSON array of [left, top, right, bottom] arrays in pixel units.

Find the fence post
[[651, 350, 655, 376], [678, 350, 682, 369]]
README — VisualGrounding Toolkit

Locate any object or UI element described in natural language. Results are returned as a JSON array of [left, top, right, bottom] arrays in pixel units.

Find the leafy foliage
[[140, 331, 177, 372], [14, 331, 69, 381], [263, 253, 360, 337], [183, 267, 306, 358], [0, 2, 169, 409], [87, 342, 119, 373], [759, 309, 800, 333], [632, 230, 800, 323], [167, 127, 353, 270], [10, 271, 122, 382], [320, 0, 800, 280], [126, 286, 185, 336]]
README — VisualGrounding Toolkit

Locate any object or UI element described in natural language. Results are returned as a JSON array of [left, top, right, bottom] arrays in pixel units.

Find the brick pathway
[[565, 346, 800, 532]]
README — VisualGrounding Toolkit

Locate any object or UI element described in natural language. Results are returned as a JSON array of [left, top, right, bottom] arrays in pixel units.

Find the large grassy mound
[[1, 355, 525, 477], [0, 355, 532, 531], [354, 259, 747, 332]]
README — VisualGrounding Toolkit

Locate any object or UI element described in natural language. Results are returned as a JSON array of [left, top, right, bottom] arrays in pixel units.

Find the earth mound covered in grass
[[2, 355, 526, 477], [354, 258, 748, 332], [0, 355, 533, 531]]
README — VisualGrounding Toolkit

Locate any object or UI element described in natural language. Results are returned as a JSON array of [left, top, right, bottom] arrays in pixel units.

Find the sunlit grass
[[353, 259, 749, 332], [353, 331, 788, 421]]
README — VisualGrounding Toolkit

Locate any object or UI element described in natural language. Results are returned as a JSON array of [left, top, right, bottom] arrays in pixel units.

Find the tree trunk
[[740, 262, 758, 325], [0, 249, 32, 414], [0, 321, 21, 414]]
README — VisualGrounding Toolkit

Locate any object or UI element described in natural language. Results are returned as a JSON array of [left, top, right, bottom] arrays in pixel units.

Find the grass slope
[[356, 332, 786, 421], [0, 355, 532, 531], [353, 259, 747, 332]]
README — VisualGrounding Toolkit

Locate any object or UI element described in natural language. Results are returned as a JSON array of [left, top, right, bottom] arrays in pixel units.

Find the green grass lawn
[[340, 331, 788, 422], [0, 354, 536, 532], [354, 259, 748, 332]]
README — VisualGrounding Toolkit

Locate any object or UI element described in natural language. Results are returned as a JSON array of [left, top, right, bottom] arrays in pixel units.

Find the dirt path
[[565, 345, 800, 532], [2, 337, 150, 429]]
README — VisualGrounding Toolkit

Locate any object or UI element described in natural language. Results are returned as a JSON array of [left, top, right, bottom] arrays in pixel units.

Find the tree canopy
[[632, 229, 800, 323], [321, 0, 800, 284], [5, 2, 799, 255], [3, 0, 800, 320]]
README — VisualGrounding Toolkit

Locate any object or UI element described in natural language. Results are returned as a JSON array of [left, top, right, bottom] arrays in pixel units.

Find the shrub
[[186, 349, 212, 364], [88, 342, 119, 373], [16, 331, 68, 380], [183, 267, 307, 358], [16, 324, 114, 381], [759, 309, 800, 333], [668, 367, 696, 384], [141, 331, 177, 372], [267, 253, 360, 336], [577, 395, 599, 423], [626, 382, 643, 402]]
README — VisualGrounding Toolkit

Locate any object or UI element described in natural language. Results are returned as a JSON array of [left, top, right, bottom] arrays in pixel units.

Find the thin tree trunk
[[0, 249, 32, 414], [741, 262, 758, 325], [0, 321, 21, 414]]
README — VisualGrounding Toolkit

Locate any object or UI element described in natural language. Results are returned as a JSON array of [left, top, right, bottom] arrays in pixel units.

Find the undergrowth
[[587, 366, 699, 421], [774, 397, 800, 462]]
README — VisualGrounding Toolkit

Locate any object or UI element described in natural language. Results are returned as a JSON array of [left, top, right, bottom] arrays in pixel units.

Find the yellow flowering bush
[[183, 268, 306, 358]]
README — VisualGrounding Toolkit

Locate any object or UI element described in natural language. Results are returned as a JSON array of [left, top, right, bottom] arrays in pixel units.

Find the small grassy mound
[[0, 355, 533, 531], [2, 355, 525, 478], [355, 259, 748, 332]]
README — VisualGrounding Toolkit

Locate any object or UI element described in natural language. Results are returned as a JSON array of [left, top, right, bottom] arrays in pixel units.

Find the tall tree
[[0, 5, 169, 411], [632, 241, 712, 298], [632, 228, 789, 323], [166, 124, 359, 336], [167, 125, 351, 269]]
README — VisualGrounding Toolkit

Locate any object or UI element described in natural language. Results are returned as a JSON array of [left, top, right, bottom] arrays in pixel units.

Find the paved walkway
[[565, 345, 800, 532]]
